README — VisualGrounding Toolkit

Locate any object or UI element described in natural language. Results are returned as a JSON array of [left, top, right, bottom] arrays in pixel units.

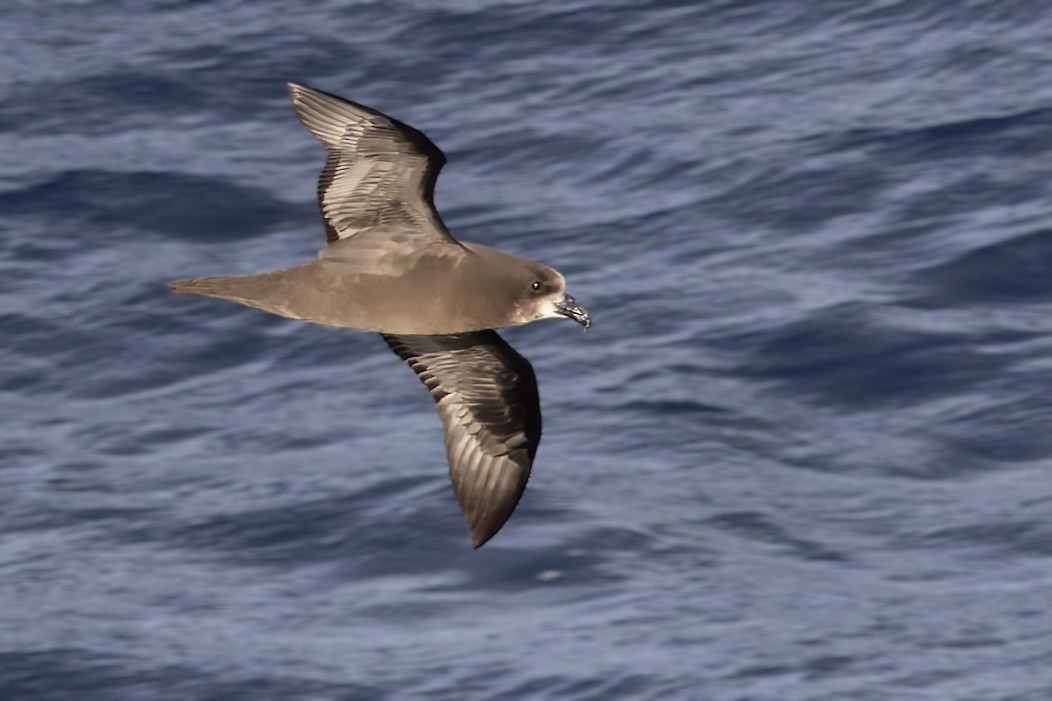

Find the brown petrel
[[170, 83, 590, 547]]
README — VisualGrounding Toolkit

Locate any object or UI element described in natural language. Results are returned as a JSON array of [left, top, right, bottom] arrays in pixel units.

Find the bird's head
[[514, 262, 591, 329]]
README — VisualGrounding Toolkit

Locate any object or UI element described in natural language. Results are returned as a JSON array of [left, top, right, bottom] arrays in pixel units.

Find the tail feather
[[167, 276, 248, 299], [168, 277, 211, 295], [167, 275, 266, 303], [166, 272, 310, 322]]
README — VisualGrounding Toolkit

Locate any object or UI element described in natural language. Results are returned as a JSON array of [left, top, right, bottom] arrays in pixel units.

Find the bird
[[169, 83, 590, 547]]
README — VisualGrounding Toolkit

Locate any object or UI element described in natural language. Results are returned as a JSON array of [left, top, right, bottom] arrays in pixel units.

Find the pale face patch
[[511, 292, 566, 325], [535, 294, 569, 321]]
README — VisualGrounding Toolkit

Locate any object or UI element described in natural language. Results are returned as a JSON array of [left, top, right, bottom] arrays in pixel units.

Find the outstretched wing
[[288, 82, 455, 245], [383, 331, 542, 548]]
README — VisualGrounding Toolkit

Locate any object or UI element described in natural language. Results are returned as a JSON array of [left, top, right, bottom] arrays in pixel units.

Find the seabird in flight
[[169, 83, 590, 547]]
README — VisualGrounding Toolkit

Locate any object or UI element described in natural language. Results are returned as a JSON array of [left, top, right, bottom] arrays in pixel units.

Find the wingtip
[[288, 81, 329, 105], [469, 523, 501, 549], [286, 81, 308, 101]]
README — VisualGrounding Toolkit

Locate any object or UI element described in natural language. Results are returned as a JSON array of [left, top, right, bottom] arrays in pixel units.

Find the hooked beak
[[554, 293, 591, 328]]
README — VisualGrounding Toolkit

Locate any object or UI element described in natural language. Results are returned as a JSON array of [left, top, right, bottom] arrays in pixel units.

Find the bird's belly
[[302, 264, 500, 335]]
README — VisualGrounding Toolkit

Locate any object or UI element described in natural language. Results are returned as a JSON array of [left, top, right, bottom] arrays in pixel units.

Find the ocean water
[[3, 1, 1052, 699]]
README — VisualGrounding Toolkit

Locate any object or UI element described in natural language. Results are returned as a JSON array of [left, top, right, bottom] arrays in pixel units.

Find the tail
[[166, 270, 311, 322], [168, 277, 232, 297], [166, 275, 270, 304]]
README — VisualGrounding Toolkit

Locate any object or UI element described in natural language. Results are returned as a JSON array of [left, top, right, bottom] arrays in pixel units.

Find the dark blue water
[[3, 1, 1052, 699]]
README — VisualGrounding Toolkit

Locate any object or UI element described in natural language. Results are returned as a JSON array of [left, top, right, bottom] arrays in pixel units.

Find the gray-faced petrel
[[169, 83, 590, 547]]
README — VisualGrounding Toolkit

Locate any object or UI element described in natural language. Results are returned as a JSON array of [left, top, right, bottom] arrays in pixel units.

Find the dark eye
[[530, 281, 542, 292]]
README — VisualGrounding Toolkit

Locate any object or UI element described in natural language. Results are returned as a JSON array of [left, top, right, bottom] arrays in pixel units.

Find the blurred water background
[[3, 1, 1052, 699]]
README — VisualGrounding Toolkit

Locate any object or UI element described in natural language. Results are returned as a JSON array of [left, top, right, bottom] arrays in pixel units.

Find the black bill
[[555, 293, 591, 328]]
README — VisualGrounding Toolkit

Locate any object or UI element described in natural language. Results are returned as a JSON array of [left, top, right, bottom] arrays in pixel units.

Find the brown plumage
[[170, 83, 589, 547]]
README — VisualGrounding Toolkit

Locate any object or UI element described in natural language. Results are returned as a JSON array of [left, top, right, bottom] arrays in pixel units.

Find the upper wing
[[383, 331, 542, 548], [288, 83, 456, 245]]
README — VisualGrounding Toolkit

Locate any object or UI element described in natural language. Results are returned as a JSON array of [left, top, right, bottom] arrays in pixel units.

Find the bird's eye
[[530, 281, 542, 292]]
